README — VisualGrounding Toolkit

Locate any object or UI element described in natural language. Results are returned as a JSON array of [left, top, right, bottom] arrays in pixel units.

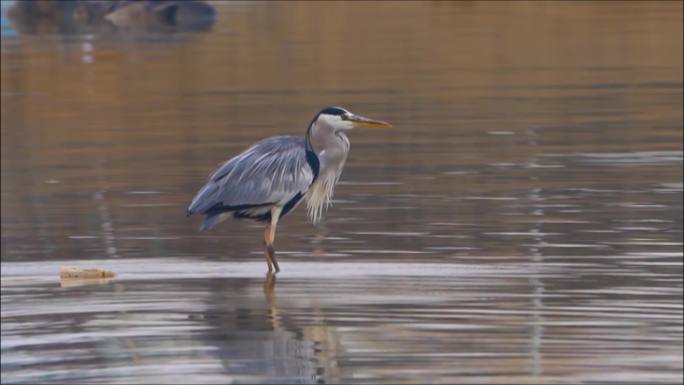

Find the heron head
[[313, 106, 392, 132]]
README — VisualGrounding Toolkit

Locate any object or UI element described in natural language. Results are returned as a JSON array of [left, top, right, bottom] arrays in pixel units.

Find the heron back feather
[[187, 136, 315, 224]]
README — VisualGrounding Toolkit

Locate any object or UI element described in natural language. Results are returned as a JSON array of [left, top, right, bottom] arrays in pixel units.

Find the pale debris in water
[[60, 266, 116, 279]]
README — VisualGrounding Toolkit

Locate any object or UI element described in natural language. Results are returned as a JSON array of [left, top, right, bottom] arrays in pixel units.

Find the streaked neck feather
[[305, 170, 341, 224]]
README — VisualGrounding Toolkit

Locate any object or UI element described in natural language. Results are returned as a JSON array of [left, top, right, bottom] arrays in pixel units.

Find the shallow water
[[1, 2, 683, 384]]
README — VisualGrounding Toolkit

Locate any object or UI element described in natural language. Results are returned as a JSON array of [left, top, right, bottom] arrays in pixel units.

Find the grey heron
[[187, 107, 392, 272]]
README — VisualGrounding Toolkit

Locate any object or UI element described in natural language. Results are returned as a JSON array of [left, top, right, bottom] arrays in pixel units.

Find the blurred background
[[1, 1, 682, 384]]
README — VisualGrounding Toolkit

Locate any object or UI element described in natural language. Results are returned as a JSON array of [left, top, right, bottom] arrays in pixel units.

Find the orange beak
[[348, 114, 393, 128]]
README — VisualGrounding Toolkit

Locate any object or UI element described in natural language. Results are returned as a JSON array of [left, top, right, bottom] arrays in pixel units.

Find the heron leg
[[263, 223, 274, 272], [263, 207, 282, 273]]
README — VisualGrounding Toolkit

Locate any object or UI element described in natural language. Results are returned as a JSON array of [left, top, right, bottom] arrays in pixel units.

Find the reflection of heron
[[193, 274, 341, 381], [187, 107, 392, 272]]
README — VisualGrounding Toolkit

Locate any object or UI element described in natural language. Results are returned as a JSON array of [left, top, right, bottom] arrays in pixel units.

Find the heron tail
[[199, 213, 230, 231]]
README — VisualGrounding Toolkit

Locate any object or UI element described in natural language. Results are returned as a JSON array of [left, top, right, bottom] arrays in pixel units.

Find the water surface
[[1, 2, 683, 384]]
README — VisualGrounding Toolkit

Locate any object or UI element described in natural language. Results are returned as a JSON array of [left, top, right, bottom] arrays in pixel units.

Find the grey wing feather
[[187, 136, 314, 216]]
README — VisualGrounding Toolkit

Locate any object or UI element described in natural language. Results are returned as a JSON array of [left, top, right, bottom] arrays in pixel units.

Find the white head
[[309, 106, 392, 134], [314, 107, 354, 132]]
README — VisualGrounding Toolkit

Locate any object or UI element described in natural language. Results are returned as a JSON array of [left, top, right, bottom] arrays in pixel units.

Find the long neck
[[304, 121, 350, 223], [305, 115, 315, 149], [306, 121, 349, 172], [305, 123, 315, 153]]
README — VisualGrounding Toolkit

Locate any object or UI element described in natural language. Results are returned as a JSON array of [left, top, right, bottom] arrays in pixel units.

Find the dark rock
[[5, 0, 216, 34]]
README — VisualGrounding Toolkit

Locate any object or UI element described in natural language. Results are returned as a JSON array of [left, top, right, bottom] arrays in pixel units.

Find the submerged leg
[[264, 271, 279, 330], [263, 207, 282, 273], [264, 270, 277, 297]]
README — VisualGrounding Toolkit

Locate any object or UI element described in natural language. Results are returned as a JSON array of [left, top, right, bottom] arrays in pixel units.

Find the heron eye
[[341, 115, 349, 120]]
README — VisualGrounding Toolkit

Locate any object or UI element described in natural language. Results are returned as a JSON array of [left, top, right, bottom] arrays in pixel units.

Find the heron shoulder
[[209, 135, 308, 183]]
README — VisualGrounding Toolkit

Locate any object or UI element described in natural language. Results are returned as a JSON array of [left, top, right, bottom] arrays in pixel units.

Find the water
[[1, 2, 682, 383]]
